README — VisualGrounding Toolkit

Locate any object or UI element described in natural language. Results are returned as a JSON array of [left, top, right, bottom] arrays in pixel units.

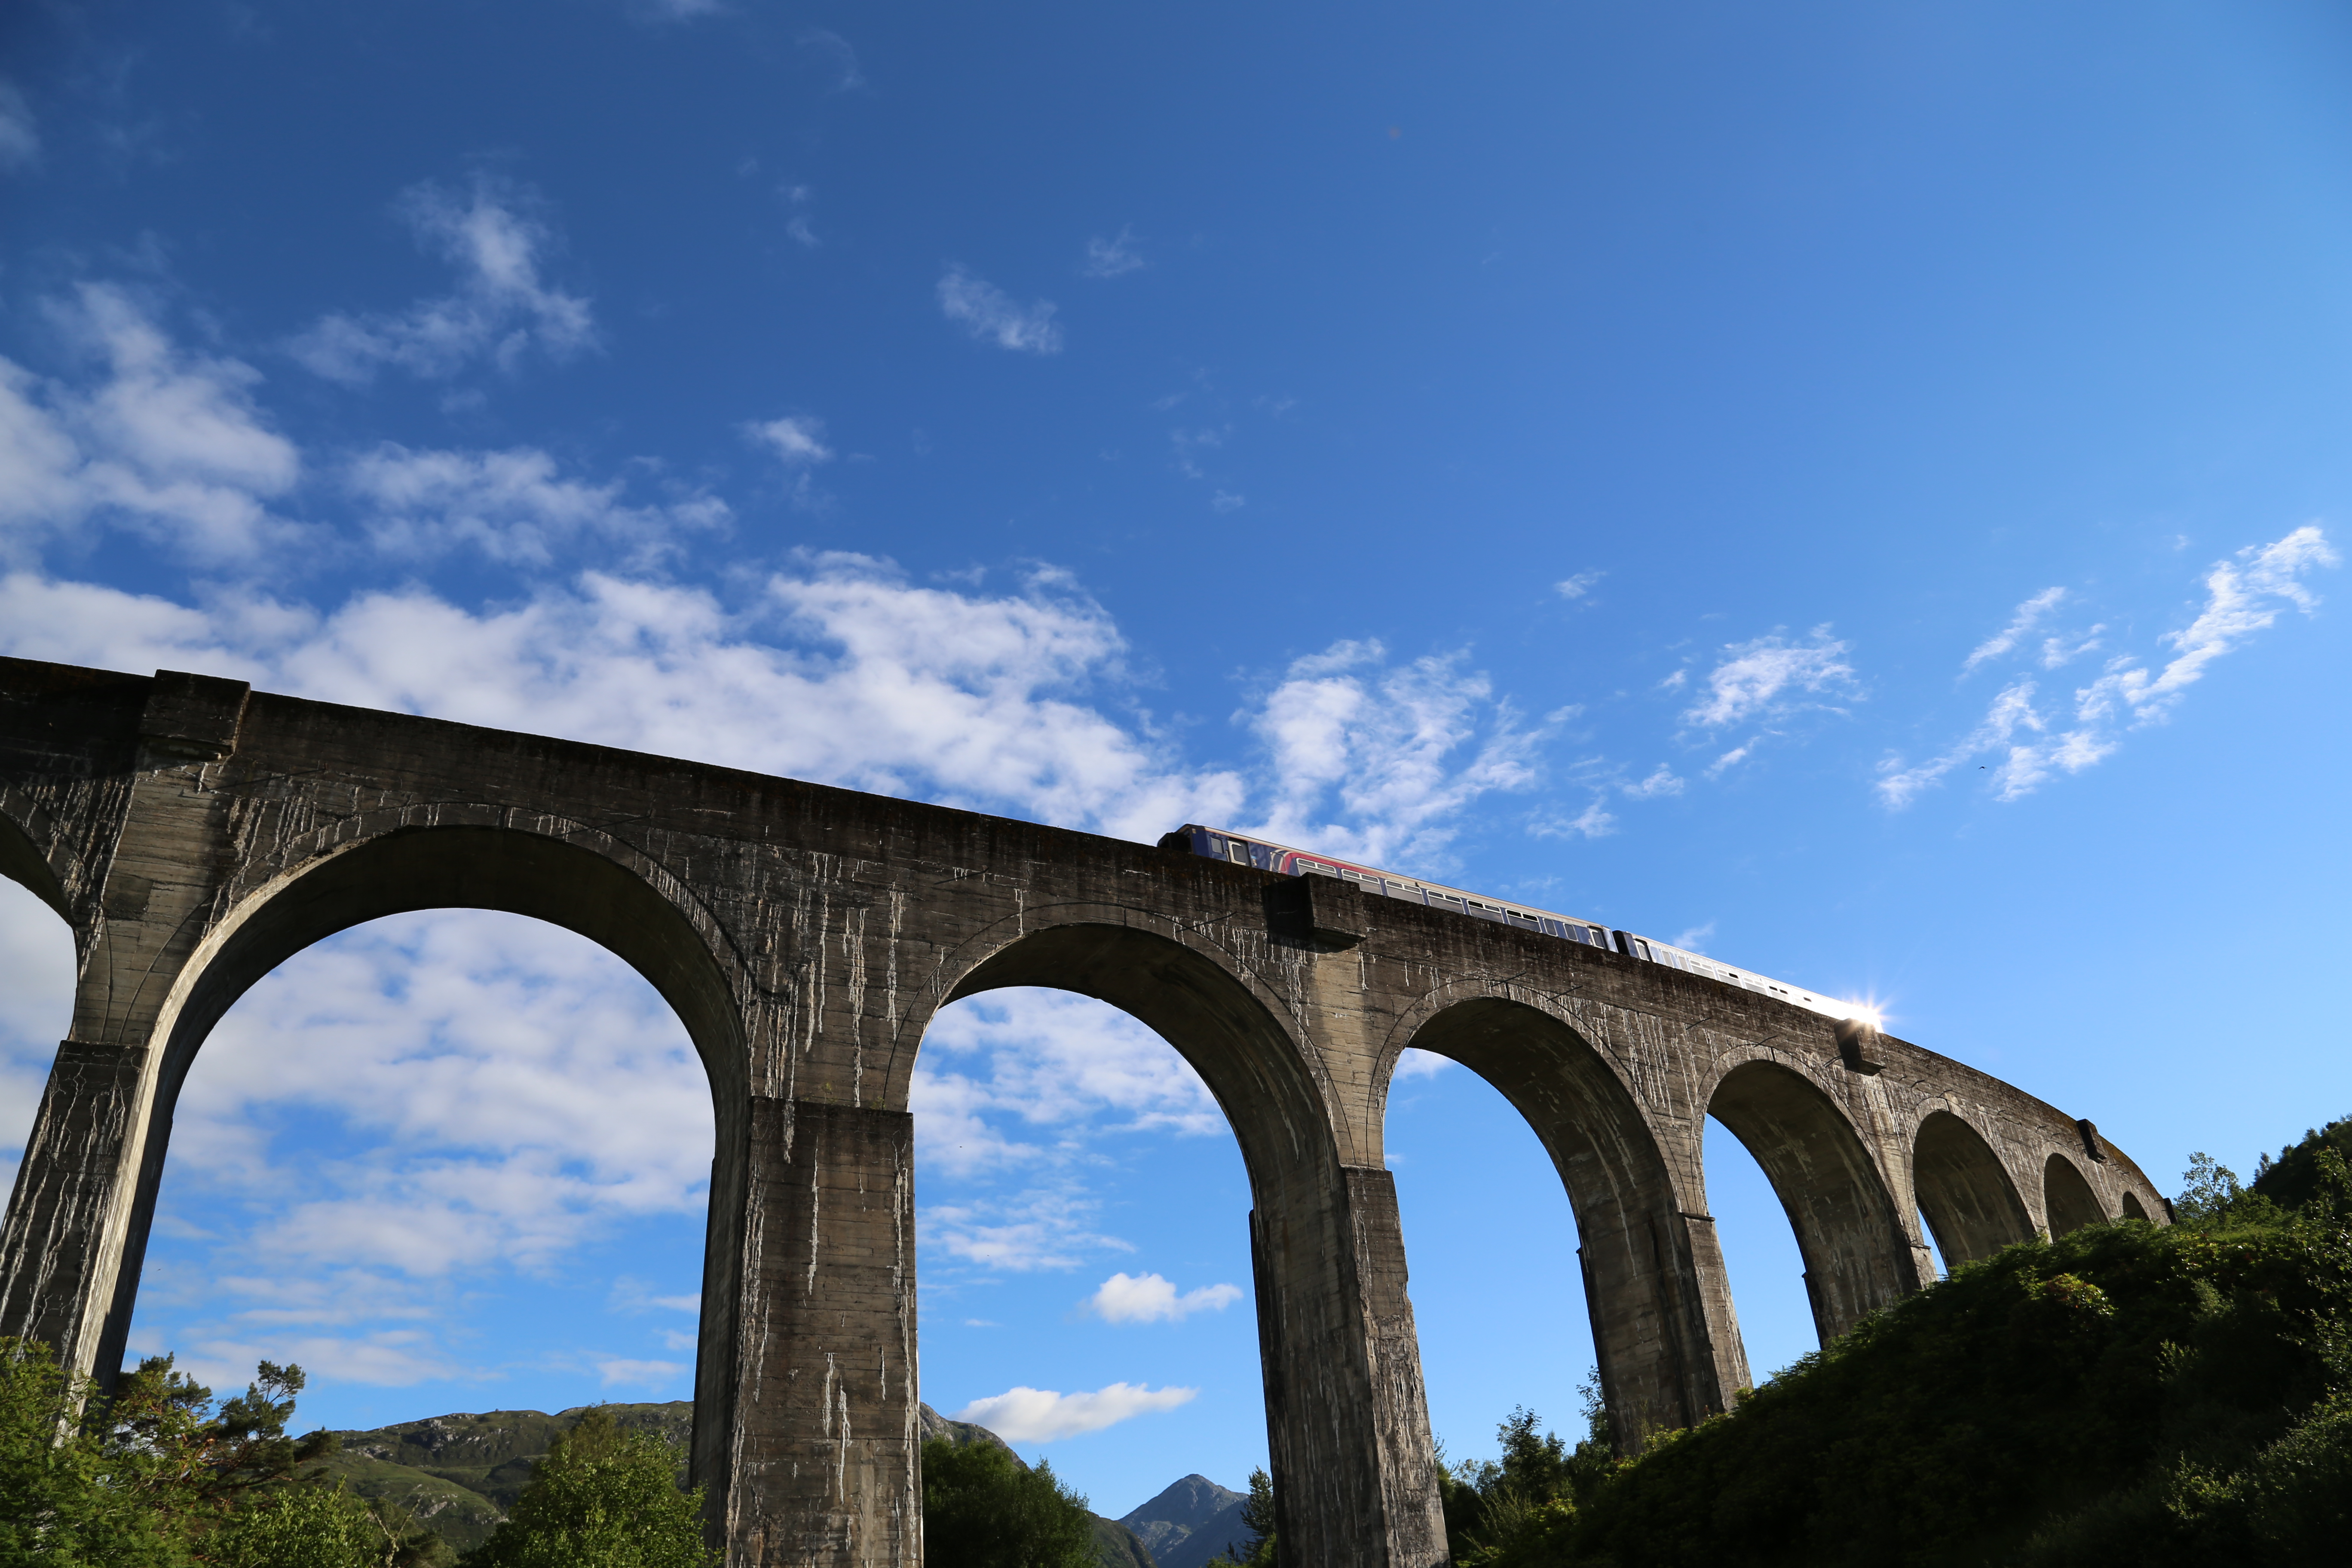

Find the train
[[1160, 823, 1865, 1024]]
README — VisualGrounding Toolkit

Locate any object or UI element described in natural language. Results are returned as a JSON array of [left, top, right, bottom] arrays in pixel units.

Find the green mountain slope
[[322, 1400, 1156, 1566]]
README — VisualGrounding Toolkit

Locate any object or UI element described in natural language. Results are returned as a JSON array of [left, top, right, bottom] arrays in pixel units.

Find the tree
[[207, 1483, 448, 1568], [918, 1435, 1096, 1568], [459, 1408, 714, 1568], [0, 1337, 179, 1568]]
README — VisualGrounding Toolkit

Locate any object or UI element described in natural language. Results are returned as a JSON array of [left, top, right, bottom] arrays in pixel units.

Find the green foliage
[[206, 1483, 449, 1568], [1439, 1375, 1615, 1566], [0, 1338, 178, 1568], [1445, 1175, 2352, 1567], [2250, 1114, 2352, 1215], [918, 1435, 1097, 1568], [459, 1408, 714, 1568]]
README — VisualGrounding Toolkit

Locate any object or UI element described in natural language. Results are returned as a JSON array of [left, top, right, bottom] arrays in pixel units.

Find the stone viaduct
[[0, 658, 2167, 1565]]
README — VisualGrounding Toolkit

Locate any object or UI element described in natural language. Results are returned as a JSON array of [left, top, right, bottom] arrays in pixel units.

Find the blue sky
[[2, 0, 2350, 1519]]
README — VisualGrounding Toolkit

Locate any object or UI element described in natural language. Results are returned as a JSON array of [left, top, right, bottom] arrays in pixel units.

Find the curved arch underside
[[2044, 1153, 2107, 1237], [1709, 1061, 1914, 1346], [1403, 996, 1736, 1442], [2119, 1190, 2150, 1222], [1914, 1110, 2034, 1269]]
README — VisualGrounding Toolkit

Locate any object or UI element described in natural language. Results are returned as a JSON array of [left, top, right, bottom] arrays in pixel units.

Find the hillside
[[322, 1400, 1158, 1565], [1444, 1191, 2352, 1566]]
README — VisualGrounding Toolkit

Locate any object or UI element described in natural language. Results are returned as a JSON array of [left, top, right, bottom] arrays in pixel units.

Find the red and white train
[[1162, 823, 1864, 1024]]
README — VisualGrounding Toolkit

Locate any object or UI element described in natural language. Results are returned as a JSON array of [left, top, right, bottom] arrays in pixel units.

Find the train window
[[1206, 835, 1227, 856], [1227, 840, 1251, 864]]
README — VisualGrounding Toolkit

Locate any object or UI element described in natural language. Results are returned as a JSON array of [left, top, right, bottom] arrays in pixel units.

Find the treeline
[[1435, 1115, 2352, 1565], [0, 1347, 1241, 1568]]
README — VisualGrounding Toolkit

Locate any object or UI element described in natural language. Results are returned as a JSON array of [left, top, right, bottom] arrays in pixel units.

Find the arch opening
[[930, 921, 1404, 1553], [2043, 1153, 2106, 1237], [911, 985, 1263, 1515], [1383, 1041, 1603, 1477], [124, 908, 717, 1451], [1706, 1061, 1913, 1352], [2119, 1190, 2150, 1222], [1388, 996, 1729, 1449], [1913, 1111, 2034, 1271], [80, 824, 749, 1497]]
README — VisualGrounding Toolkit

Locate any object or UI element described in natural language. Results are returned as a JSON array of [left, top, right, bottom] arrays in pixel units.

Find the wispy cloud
[[799, 29, 866, 92], [1081, 227, 1145, 279], [951, 1382, 1197, 1442], [0, 285, 301, 564], [1880, 526, 2339, 807], [1085, 1272, 1242, 1324], [0, 81, 39, 172], [1245, 641, 1548, 871], [1621, 765, 1684, 799], [290, 177, 595, 385], [1554, 570, 1603, 601], [348, 444, 727, 567], [1962, 587, 2065, 673], [938, 266, 1064, 355], [1681, 627, 1857, 730]]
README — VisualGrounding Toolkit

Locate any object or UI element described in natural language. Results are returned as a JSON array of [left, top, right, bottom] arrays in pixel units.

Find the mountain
[[320, 1400, 1156, 1567], [1118, 1473, 1251, 1568]]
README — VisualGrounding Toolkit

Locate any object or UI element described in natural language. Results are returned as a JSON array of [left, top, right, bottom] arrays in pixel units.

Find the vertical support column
[[1571, 1194, 1744, 1446], [714, 1096, 919, 1568], [0, 670, 250, 1388], [0, 1041, 152, 1373], [1341, 1166, 1448, 1567]]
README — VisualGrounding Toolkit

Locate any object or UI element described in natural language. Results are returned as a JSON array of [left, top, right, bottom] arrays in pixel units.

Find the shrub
[[459, 1408, 714, 1568], [919, 1435, 1096, 1568]]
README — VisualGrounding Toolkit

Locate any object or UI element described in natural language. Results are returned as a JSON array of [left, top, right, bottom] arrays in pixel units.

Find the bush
[[459, 1408, 714, 1568], [919, 1435, 1097, 1568]]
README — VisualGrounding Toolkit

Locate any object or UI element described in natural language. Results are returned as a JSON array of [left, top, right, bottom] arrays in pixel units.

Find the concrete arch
[[1708, 1060, 1914, 1345], [82, 820, 749, 1466], [921, 917, 1441, 1568], [1912, 1109, 2035, 1270], [1389, 993, 1737, 1444], [2043, 1152, 2106, 1236], [2119, 1190, 2150, 1222]]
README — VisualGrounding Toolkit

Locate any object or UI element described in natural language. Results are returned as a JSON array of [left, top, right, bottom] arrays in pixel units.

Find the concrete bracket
[[139, 670, 251, 763], [2076, 1118, 2108, 1163], [1834, 1017, 1886, 1075], [1265, 872, 1367, 949]]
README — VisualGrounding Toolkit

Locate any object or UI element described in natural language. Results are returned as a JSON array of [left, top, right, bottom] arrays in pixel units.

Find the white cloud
[[290, 178, 595, 385], [1, 287, 301, 564], [1081, 228, 1145, 279], [1682, 627, 1857, 730], [1085, 1272, 1243, 1324], [1244, 641, 1547, 870], [1210, 491, 1245, 514], [1554, 570, 1603, 600], [0, 556, 1247, 845], [1879, 525, 2338, 807], [610, 1276, 701, 1314], [938, 266, 1064, 355], [348, 444, 728, 567], [747, 416, 832, 467], [1391, 1047, 1452, 1081], [1531, 799, 1614, 839], [1962, 587, 2065, 673], [597, 1357, 688, 1388], [1671, 922, 1715, 952], [1621, 765, 1683, 799], [0, 82, 38, 172], [951, 1382, 1197, 1442]]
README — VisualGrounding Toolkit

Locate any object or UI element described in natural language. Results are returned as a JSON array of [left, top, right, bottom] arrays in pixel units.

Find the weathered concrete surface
[[0, 658, 2170, 1566]]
